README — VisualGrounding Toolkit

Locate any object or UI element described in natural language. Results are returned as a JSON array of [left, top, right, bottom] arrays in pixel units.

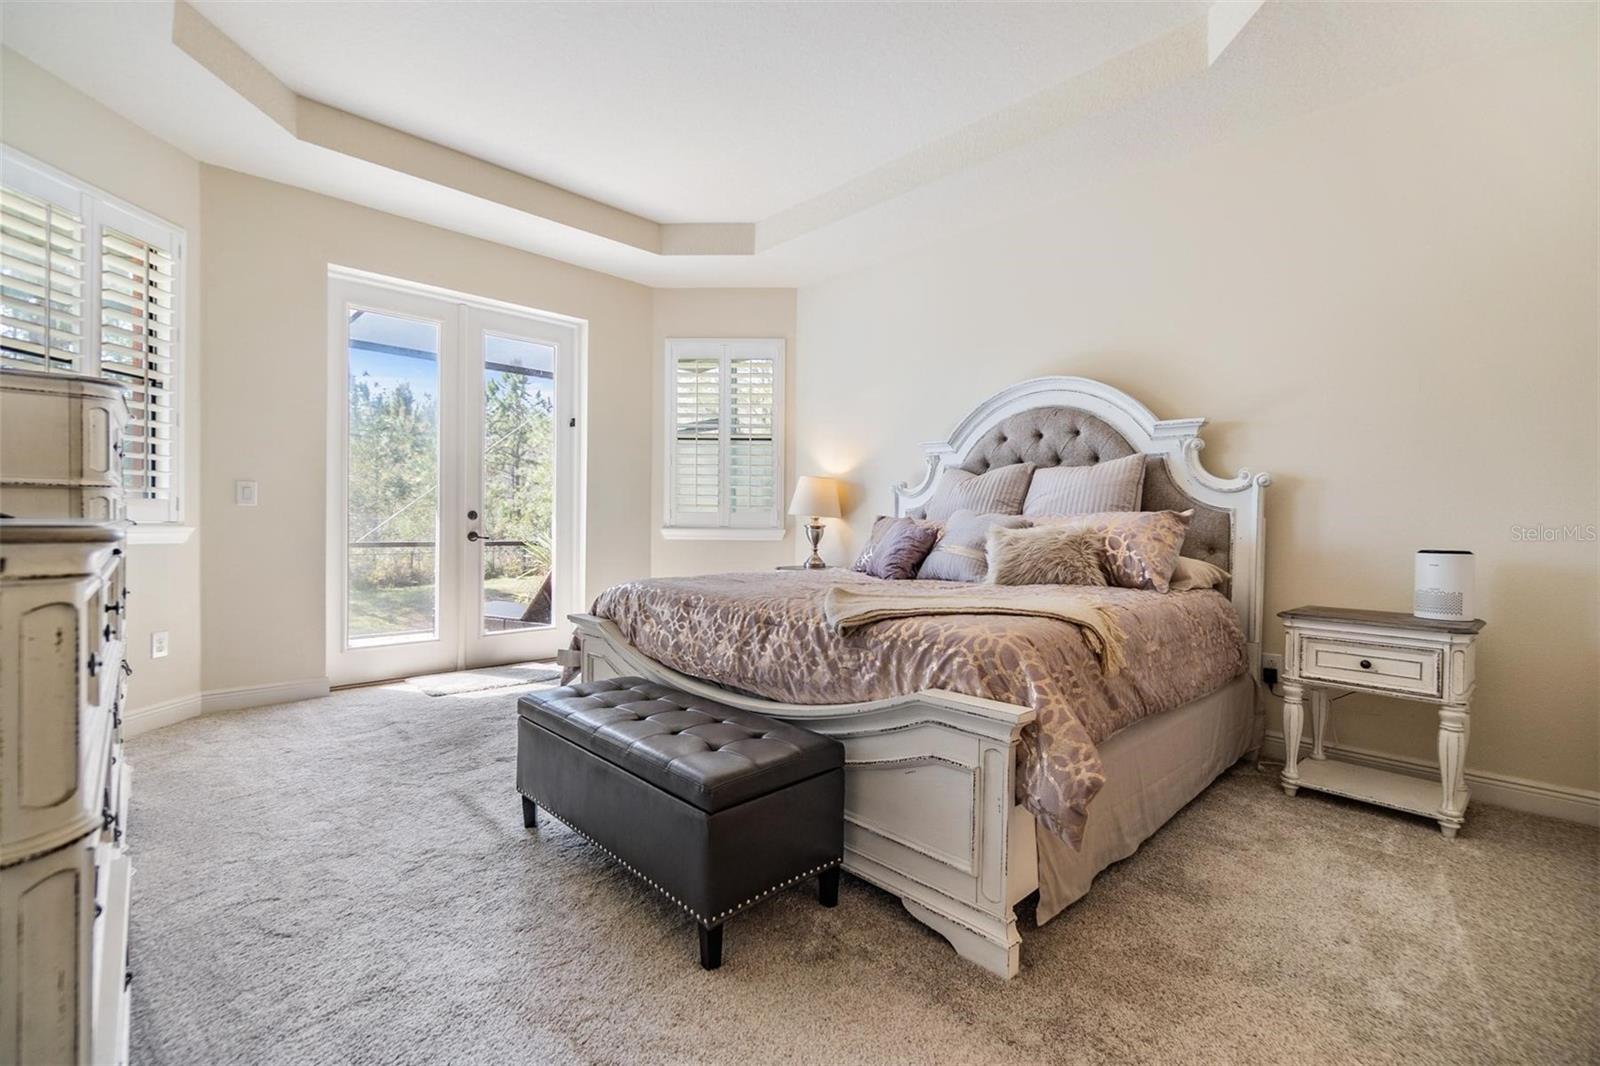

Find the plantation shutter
[[666, 339, 783, 530], [727, 351, 777, 522], [672, 353, 722, 521], [99, 224, 177, 501], [0, 184, 86, 372], [0, 150, 186, 522]]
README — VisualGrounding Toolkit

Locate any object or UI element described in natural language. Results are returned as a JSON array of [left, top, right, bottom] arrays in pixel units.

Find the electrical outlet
[[151, 631, 170, 659], [1261, 651, 1282, 688]]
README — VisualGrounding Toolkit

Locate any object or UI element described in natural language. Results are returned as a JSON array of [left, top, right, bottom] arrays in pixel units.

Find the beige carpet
[[127, 683, 1598, 1065]]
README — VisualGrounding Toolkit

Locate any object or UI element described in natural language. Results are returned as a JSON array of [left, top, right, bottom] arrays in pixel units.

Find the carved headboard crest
[[891, 377, 1271, 669]]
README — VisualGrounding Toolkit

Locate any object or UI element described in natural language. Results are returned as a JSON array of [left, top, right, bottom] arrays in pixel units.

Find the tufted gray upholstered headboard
[[951, 406, 1233, 576]]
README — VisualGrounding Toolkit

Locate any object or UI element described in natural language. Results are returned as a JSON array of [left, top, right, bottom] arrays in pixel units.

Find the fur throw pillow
[[985, 524, 1109, 587], [1033, 509, 1192, 593]]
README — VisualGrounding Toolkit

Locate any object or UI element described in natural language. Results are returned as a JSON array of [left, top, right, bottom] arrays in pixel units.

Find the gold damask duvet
[[585, 569, 1246, 848]]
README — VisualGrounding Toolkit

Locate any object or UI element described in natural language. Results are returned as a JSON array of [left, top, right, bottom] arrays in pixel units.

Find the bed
[[564, 376, 1270, 978]]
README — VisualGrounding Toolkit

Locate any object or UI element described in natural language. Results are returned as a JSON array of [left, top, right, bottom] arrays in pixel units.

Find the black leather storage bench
[[516, 677, 844, 969]]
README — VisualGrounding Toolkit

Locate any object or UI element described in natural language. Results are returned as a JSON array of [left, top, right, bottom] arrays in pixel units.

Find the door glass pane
[[480, 333, 556, 634], [346, 309, 440, 644]]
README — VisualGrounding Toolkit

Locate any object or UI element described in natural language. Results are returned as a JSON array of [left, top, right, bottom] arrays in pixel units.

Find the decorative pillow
[[917, 510, 1031, 582], [1022, 452, 1146, 518], [853, 515, 940, 573], [1036, 510, 1192, 593], [985, 525, 1109, 588], [921, 463, 1034, 523], [1168, 556, 1230, 592], [858, 518, 940, 580]]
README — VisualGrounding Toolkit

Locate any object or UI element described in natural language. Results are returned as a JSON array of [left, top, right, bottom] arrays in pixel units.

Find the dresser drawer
[[1296, 635, 1443, 699]]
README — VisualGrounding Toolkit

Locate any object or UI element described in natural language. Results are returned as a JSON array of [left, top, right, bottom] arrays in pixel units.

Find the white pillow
[[1167, 556, 1230, 592]]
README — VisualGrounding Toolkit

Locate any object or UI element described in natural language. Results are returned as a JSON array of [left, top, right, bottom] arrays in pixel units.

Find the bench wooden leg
[[521, 796, 537, 828], [699, 924, 723, 970], [818, 867, 839, 908]]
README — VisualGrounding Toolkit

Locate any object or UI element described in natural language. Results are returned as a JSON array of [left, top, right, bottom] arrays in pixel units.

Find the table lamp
[[787, 476, 842, 569]]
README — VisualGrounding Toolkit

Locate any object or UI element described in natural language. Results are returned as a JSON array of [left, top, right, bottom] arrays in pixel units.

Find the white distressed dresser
[[1, 367, 135, 1066]]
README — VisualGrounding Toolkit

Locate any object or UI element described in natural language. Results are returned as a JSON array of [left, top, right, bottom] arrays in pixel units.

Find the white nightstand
[[1277, 605, 1486, 838]]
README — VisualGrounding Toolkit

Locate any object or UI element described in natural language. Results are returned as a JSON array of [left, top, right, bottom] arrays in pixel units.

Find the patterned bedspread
[[585, 570, 1246, 848]]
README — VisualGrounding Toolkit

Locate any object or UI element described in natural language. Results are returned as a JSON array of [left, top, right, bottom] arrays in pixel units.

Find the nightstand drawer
[[1298, 636, 1443, 698]]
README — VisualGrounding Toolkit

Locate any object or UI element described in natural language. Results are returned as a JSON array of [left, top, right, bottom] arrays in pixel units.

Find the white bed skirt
[[1035, 673, 1260, 924]]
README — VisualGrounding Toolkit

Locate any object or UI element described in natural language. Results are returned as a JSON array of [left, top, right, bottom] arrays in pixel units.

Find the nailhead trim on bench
[[525, 793, 842, 926]]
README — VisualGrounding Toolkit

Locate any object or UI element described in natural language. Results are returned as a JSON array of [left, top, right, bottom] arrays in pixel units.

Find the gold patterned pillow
[[1036, 510, 1192, 592]]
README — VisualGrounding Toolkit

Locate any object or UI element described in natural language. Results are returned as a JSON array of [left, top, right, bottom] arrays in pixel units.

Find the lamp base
[[803, 520, 827, 568]]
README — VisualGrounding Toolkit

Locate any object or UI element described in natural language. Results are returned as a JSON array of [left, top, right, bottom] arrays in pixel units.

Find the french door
[[326, 272, 581, 686]]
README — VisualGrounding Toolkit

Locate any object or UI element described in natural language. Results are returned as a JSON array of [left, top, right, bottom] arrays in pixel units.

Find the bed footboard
[[568, 614, 1037, 978]]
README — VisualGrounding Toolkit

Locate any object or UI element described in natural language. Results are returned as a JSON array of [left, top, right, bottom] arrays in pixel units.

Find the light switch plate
[[1262, 652, 1283, 673], [236, 480, 258, 506], [151, 631, 170, 659]]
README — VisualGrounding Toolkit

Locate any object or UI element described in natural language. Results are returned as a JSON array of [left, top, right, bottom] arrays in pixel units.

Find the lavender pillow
[[853, 515, 940, 573], [860, 518, 940, 580]]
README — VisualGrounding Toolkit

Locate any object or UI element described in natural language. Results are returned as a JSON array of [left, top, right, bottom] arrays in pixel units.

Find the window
[[1, 147, 185, 523], [664, 338, 784, 536]]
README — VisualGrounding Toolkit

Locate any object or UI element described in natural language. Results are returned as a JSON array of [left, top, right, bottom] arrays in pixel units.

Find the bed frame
[[567, 376, 1269, 978]]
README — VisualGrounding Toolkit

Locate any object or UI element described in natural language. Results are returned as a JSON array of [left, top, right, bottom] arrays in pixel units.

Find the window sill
[[126, 524, 195, 546], [660, 527, 786, 542]]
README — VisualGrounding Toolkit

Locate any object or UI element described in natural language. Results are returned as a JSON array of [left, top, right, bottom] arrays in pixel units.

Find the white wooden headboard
[[891, 376, 1272, 675]]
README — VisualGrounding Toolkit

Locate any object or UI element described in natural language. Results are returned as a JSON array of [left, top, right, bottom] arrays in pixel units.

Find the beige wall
[[200, 167, 655, 693], [650, 288, 799, 576], [795, 35, 1599, 794], [1, 50, 205, 715]]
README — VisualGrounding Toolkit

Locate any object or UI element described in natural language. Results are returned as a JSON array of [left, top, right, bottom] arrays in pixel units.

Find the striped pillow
[[917, 510, 1031, 582], [1022, 453, 1145, 518], [922, 463, 1034, 523]]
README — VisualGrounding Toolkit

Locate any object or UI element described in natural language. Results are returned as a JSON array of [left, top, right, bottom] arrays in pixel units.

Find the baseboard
[[121, 678, 331, 738], [123, 694, 204, 738], [201, 678, 331, 715], [1261, 732, 1600, 827]]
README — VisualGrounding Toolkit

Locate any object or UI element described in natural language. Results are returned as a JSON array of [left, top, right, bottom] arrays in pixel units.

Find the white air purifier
[[1414, 550, 1475, 621]]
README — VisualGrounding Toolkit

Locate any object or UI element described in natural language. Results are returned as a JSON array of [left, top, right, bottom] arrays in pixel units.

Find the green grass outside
[[348, 576, 544, 640]]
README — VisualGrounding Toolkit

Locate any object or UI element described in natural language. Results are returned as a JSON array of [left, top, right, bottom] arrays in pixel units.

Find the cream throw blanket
[[821, 584, 1128, 676]]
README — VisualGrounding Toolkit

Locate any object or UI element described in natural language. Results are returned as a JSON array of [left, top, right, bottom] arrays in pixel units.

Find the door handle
[[467, 531, 481, 542]]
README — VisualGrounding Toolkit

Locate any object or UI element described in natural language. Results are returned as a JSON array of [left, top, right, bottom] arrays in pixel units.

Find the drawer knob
[[1359, 659, 1373, 670]]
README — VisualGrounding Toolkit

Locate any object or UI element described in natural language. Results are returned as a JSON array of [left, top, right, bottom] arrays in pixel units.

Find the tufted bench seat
[[516, 677, 844, 969]]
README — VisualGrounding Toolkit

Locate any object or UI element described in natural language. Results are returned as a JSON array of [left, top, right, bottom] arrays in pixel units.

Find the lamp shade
[[787, 476, 842, 519]]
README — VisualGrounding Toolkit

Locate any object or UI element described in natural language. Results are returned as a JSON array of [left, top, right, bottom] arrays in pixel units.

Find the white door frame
[[325, 267, 585, 687]]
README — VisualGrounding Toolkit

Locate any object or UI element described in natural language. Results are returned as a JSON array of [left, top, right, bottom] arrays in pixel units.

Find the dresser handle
[[124, 970, 134, 990], [121, 659, 134, 678], [1359, 659, 1373, 670], [103, 624, 113, 641], [87, 654, 99, 677]]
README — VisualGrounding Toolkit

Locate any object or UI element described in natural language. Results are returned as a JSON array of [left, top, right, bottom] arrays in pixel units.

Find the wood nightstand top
[[1277, 604, 1485, 635]]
